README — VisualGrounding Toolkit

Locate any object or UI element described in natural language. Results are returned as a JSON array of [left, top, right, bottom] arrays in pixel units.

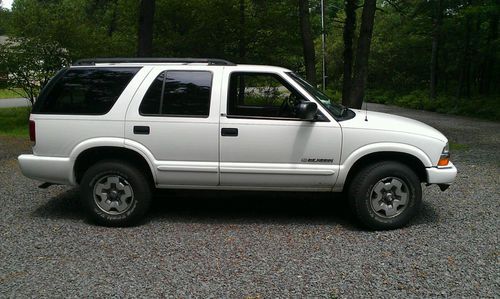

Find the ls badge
[[301, 158, 334, 163]]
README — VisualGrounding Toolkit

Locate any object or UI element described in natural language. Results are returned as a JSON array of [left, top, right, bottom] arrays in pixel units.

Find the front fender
[[333, 142, 432, 192]]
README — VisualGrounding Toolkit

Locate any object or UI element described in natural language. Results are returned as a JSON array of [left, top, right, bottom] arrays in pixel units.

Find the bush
[[394, 90, 429, 109], [324, 89, 342, 103], [365, 89, 398, 104], [365, 88, 500, 121]]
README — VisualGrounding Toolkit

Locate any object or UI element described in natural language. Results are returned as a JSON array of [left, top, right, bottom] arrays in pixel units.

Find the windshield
[[286, 72, 345, 118]]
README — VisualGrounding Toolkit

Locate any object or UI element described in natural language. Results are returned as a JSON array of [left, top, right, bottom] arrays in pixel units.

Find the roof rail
[[73, 58, 236, 66]]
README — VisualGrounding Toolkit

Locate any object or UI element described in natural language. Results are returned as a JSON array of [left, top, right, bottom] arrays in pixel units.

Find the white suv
[[18, 58, 457, 229]]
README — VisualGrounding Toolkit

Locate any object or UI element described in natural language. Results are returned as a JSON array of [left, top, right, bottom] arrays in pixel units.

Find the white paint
[[18, 62, 457, 191]]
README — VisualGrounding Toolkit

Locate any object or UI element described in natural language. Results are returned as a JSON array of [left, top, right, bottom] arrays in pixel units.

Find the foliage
[[152, 0, 304, 67], [0, 6, 10, 35], [0, 37, 70, 103], [0, 0, 497, 119], [324, 89, 342, 103], [366, 0, 499, 96], [366, 89, 500, 121], [0, 107, 30, 137]]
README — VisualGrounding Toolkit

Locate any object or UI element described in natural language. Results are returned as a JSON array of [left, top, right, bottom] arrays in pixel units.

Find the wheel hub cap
[[370, 177, 409, 218], [93, 175, 134, 215]]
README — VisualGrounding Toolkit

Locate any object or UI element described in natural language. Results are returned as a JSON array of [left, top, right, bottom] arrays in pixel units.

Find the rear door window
[[139, 71, 212, 117], [32, 67, 140, 115]]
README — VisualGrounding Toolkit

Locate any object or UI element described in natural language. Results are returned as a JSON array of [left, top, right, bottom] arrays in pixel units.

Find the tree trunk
[[457, 5, 472, 99], [298, 0, 317, 85], [342, 0, 356, 106], [107, 0, 118, 37], [430, 0, 443, 99], [238, 0, 246, 62], [349, 0, 377, 109], [237, 0, 246, 105], [137, 0, 155, 57], [479, 11, 498, 94]]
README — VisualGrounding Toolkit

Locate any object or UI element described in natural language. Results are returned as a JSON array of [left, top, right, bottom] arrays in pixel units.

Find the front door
[[125, 66, 221, 187], [219, 70, 342, 190]]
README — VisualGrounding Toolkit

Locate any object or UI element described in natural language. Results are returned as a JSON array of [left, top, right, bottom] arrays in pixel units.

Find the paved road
[[0, 98, 31, 108], [0, 104, 498, 297]]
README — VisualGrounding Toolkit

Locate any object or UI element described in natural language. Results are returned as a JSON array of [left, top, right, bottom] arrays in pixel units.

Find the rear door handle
[[221, 128, 238, 137], [133, 126, 150, 135]]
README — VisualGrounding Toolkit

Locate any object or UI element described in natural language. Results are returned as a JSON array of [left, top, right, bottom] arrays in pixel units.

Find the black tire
[[80, 160, 152, 227], [348, 161, 422, 230]]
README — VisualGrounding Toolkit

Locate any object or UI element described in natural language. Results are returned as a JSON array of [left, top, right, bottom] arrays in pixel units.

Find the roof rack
[[73, 58, 236, 66]]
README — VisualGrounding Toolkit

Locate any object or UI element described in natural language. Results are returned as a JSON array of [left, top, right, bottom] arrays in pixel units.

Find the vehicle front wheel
[[348, 161, 422, 230], [80, 161, 152, 227]]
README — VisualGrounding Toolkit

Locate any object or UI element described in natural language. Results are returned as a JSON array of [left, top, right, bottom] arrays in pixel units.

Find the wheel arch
[[339, 151, 428, 194], [335, 143, 431, 192], [73, 146, 156, 186]]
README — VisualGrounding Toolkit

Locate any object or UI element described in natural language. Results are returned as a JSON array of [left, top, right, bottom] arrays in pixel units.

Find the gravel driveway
[[1, 104, 499, 298]]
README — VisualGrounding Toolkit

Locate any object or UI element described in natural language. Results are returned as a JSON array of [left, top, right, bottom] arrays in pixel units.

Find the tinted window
[[139, 71, 212, 117], [139, 72, 164, 115], [227, 72, 305, 118], [32, 67, 139, 114]]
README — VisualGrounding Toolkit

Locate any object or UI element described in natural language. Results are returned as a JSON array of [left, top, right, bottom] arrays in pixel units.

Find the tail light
[[29, 120, 36, 143]]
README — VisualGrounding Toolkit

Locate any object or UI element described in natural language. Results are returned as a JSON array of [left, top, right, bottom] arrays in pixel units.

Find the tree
[[238, 0, 246, 62], [0, 3, 9, 36], [9, 0, 138, 59], [430, 0, 443, 99], [137, 0, 155, 57], [479, 7, 498, 94], [341, 0, 357, 106], [348, 0, 377, 109], [457, 1, 473, 99], [3, 0, 497, 116], [0, 38, 70, 104], [298, 0, 317, 85]]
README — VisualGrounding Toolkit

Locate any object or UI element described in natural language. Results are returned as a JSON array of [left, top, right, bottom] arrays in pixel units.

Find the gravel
[[1, 104, 499, 298]]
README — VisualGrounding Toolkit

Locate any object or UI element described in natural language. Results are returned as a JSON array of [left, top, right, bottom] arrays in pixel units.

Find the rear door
[[125, 66, 222, 187]]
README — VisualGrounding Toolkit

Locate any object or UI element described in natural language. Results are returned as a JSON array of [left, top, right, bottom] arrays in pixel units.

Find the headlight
[[443, 142, 449, 153], [438, 142, 450, 166]]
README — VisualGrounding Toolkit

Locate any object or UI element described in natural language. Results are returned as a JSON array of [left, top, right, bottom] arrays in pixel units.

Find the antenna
[[365, 101, 369, 121]]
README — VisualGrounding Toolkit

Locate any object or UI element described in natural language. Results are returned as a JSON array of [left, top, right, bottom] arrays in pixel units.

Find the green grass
[[0, 107, 30, 137], [450, 141, 469, 151], [0, 88, 26, 99]]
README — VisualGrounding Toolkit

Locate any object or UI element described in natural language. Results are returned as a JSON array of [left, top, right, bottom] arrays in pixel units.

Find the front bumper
[[18, 154, 74, 185], [426, 161, 457, 185]]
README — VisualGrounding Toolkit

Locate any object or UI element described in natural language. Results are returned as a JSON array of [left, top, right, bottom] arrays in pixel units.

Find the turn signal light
[[438, 156, 449, 166]]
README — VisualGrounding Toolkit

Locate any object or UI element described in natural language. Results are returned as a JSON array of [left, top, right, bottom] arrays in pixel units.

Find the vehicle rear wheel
[[348, 161, 422, 230], [80, 160, 152, 226]]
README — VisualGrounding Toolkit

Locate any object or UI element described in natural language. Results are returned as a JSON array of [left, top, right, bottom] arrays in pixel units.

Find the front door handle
[[221, 128, 238, 137], [133, 126, 150, 135]]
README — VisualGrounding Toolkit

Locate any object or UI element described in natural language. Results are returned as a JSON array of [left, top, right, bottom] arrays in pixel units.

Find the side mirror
[[297, 101, 318, 121]]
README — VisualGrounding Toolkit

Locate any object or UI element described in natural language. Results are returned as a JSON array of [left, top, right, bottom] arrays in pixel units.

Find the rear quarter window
[[32, 67, 140, 115]]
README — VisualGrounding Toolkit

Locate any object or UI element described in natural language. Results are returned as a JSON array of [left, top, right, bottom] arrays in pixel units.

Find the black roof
[[73, 58, 236, 66]]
